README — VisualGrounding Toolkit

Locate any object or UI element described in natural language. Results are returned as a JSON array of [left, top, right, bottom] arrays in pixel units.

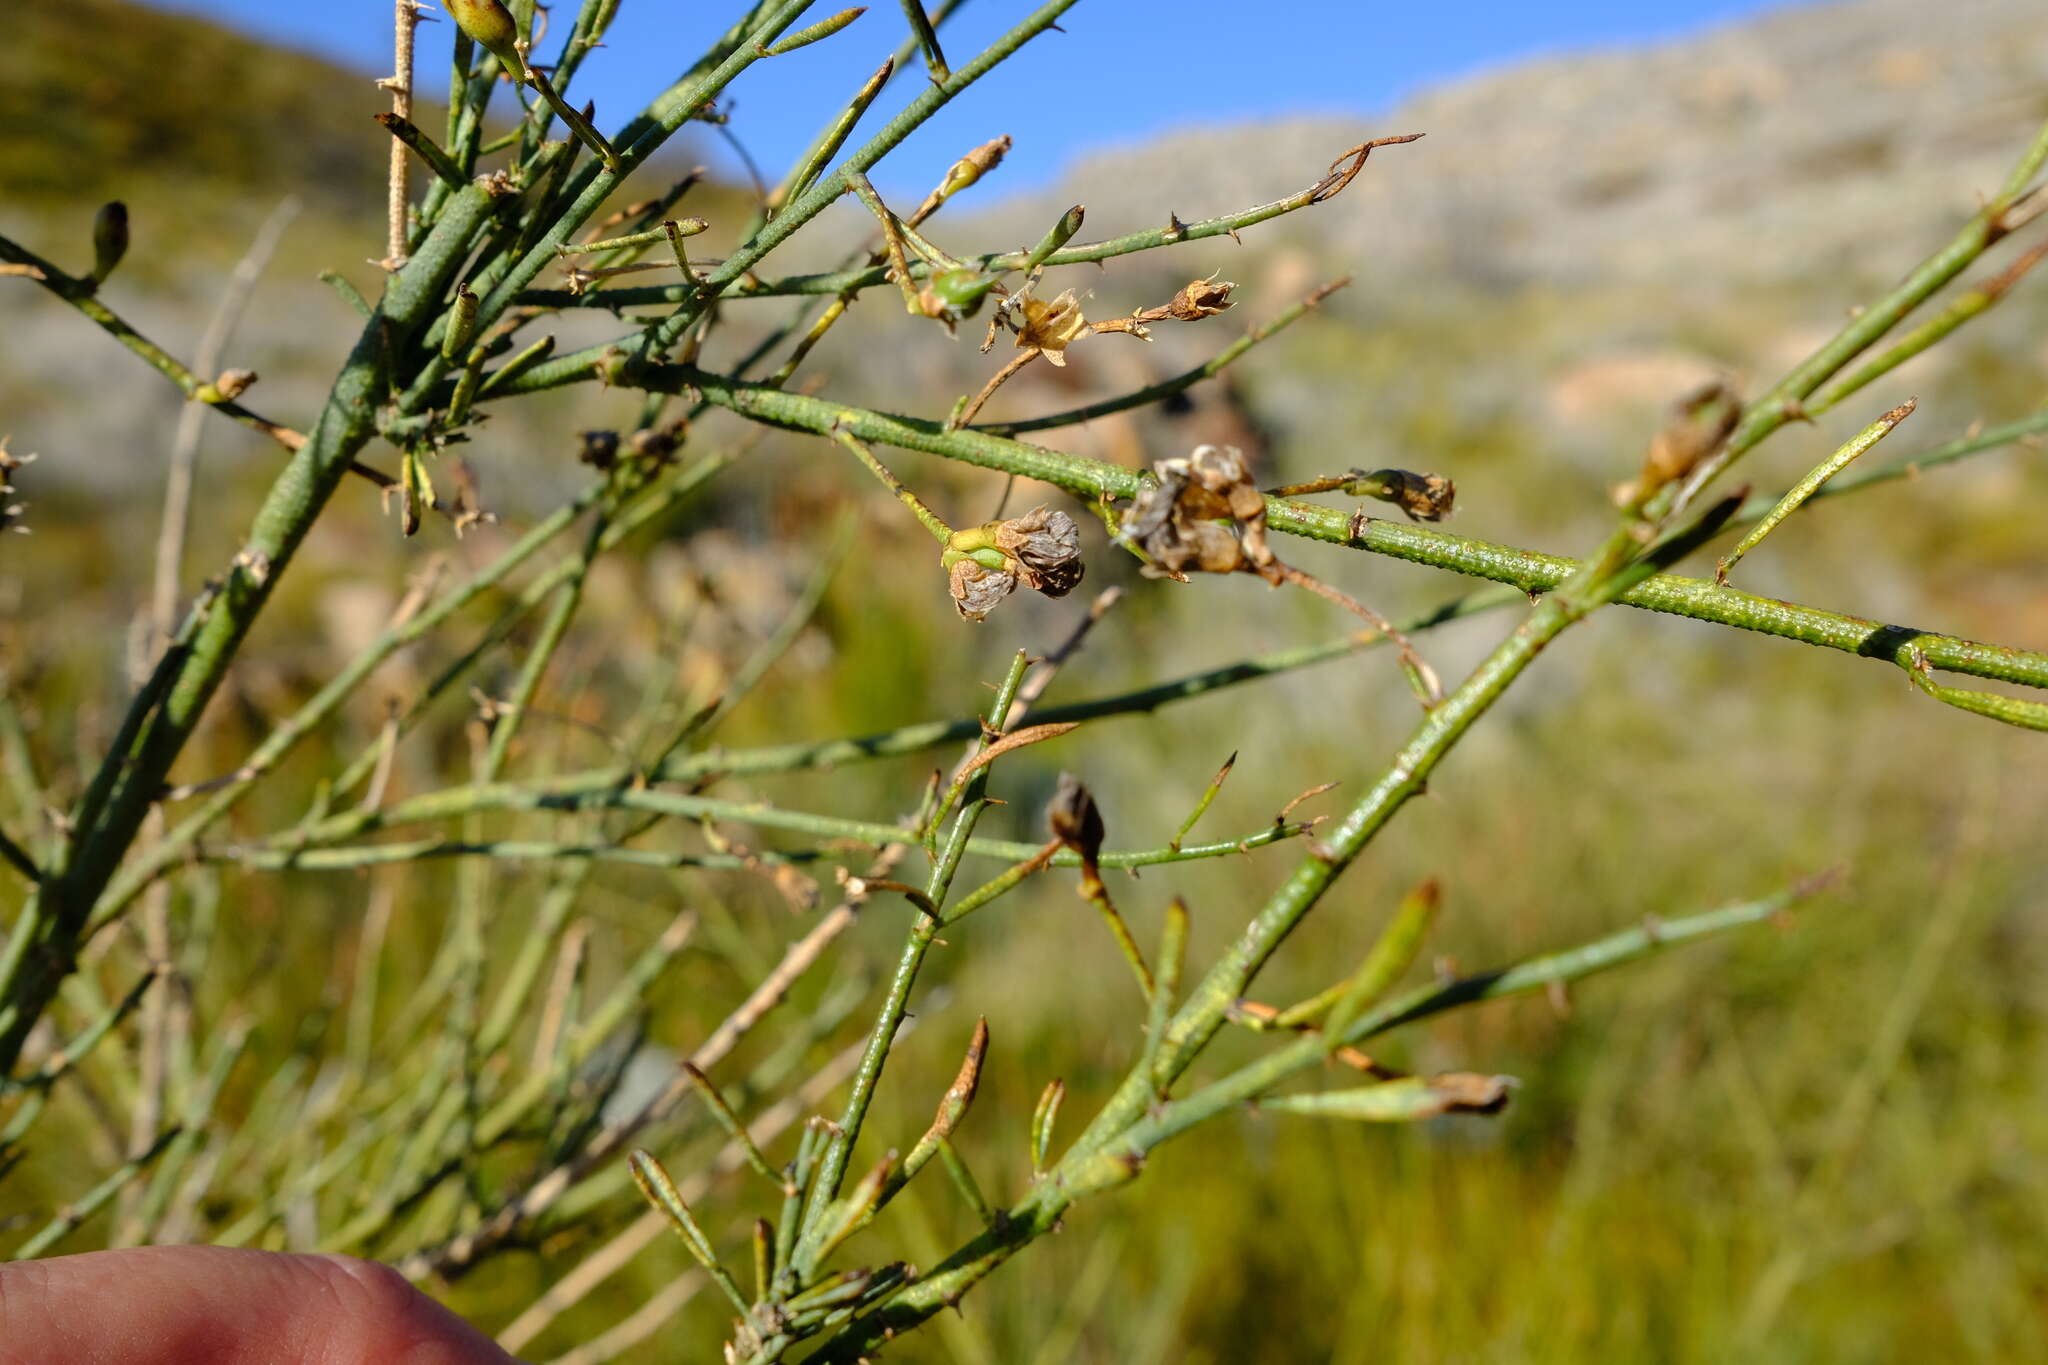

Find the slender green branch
[[810, 881, 1821, 1358], [801, 652, 1026, 1238], [1669, 115, 2048, 506], [0, 232, 308, 453], [0, 826, 40, 888], [88, 452, 731, 932], [0, 184, 500, 1074], [376, 113, 471, 190], [229, 791, 1311, 873], [1806, 241, 2048, 419], [832, 429, 952, 540], [510, 135, 1412, 313], [495, 0, 1085, 387], [1718, 399, 1915, 584], [628, 370, 2048, 692], [896, 0, 949, 79]]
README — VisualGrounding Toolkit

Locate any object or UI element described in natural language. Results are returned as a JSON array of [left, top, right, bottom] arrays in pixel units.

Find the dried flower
[[1013, 289, 1089, 365], [1616, 379, 1741, 507], [1348, 468, 1455, 522], [941, 507, 1085, 619], [993, 506, 1084, 597], [1124, 444, 1279, 583], [947, 556, 1016, 621], [1046, 772, 1104, 866], [578, 430, 620, 469], [1135, 275, 1236, 323]]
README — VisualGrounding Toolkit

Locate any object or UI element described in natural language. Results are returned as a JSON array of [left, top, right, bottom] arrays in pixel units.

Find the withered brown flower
[[1144, 276, 1237, 322], [1013, 289, 1089, 365], [943, 506, 1085, 620], [1615, 379, 1741, 507], [1353, 468, 1456, 522], [948, 557, 1017, 621], [1046, 772, 1104, 866], [1124, 444, 1280, 583], [993, 505, 1084, 597]]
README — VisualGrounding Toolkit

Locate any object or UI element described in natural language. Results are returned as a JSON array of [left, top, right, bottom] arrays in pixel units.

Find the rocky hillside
[[1002, 0, 2048, 289]]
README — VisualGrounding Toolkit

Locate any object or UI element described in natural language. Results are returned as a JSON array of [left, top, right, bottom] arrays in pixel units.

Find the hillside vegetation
[[2, 3, 2045, 1361]]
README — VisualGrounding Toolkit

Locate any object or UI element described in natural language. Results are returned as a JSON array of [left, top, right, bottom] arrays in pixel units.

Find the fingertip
[[0, 1247, 518, 1365]]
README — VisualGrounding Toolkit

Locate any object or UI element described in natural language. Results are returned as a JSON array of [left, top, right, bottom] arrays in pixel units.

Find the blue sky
[[164, 1, 1796, 191]]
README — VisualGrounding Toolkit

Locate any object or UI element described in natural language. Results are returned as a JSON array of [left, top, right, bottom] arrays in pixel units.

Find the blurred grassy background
[[3, 2, 2046, 1360]]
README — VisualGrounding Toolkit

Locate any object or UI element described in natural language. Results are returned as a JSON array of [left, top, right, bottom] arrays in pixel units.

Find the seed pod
[[447, 0, 524, 70], [921, 267, 998, 320], [91, 201, 129, 284]]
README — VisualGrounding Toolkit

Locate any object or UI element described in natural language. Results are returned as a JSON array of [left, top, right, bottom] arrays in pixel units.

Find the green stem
[[629, 371, 2048, 692], [495, 0, 1084, 388], [832, 429, 952, 540], [811, 881, 1815, 1359], [1717, 399, 1915, 583], [800, 652, 1027, 1236], [0, 185, 499, 1075]]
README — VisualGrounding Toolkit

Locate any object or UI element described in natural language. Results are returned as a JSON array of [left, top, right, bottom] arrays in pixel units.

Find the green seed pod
[[91, 201, 129, 284], [924, 267, 996, 318], [447, 0, 524, 70]]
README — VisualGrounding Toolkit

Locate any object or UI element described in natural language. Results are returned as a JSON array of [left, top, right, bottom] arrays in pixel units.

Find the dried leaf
[[958, 721, 1080, 779]]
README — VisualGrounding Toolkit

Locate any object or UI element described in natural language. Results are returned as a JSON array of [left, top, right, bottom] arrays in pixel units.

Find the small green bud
[[938, 135, 1011, 199], [762, 7, 866, 56], [1023, 204, 1085, 273], [91, 201, 128, 285], [448, 0, 524, 71], [440, 283, 480, 362]]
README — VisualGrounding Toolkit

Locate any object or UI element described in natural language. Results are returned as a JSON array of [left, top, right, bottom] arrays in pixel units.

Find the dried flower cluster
[[1124, 444, 1280, 582], [942, 505, 1084, 620]]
